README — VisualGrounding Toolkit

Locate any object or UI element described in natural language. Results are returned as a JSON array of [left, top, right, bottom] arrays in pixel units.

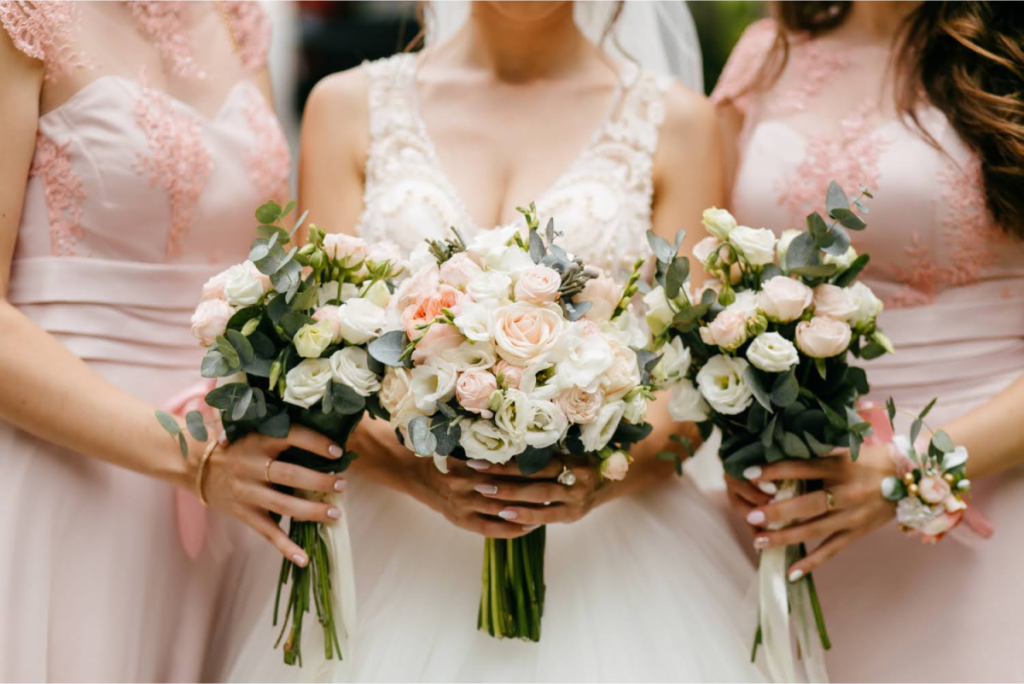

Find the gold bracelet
[[196, 439, 219, 507]]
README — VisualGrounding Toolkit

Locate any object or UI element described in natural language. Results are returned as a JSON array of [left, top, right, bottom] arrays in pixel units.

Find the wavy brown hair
[[763, 1, 1024, 237]]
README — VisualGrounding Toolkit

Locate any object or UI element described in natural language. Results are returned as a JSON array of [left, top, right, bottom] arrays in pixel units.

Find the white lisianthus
[[600, 305, 648, 349], [468, 225, 519, 263], [407, 242, 437, 274], [441, 341, 497, 372], [696, 355, 753, 415], [317, 281, 358, 306], [556, 326, 615, 393], [466, 270, 512, 304], [523, 399, 568, 448], [579, 400, 626, 452], [335, 298, 387, 345], [294, 320, 336, 358], [651, 336, 692, 385], [453, 302, 495, 342], [702, 207, 737, 240], [824, 246, 858, 270], [667, 379, 710, 421], [223, 261, 268, 306], [643, 286, 674, 336], [410, 358, 458, 414], [776, 229, 803, 263], [493, 248, 535, 275], [622, 390, 648, 424], [329, 347, 381, 397], [728, 225, 778, 266], [746, 332, 799, 373], [459, 420, 525, 464], [361, 280, 392, 308], [283, 358, 332, 408], [495, 389, 532, 437], [813, 284, 859, 322], [848, 281, 883, 328]]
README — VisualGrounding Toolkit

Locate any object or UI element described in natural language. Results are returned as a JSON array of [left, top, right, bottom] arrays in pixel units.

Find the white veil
[[426, 1, 704, 92]]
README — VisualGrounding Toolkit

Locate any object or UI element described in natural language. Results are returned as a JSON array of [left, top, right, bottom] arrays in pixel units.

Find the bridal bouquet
[[157, 201, 404, 666], [646, 183, 891, 682], [368, 205, 656, 642]]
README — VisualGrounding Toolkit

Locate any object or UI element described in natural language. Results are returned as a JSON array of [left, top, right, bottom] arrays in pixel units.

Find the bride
[[220, 2, 762, 681]]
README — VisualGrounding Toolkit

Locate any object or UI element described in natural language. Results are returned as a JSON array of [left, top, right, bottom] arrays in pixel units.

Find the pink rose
[[514, 265, 562, 304], [918, 474, 952, 505], [693, 236, 722, 265], [191, 298, 233, 347], [494, 360, 524, 389], [411, 324, 465, 363], [394, 264, 441, 310], [758, 276, 813, 323], [795, 316, 852, 358], [813, 284, 858, 322], [702, 309, 748, 351], [493, 303, 564, 366], [599, 450, 630, 481], [200, 269, 230, 301], [600, 343, 641, 401], [456, 370, 498, 418], [312, 305, 343, 342], [439, 252, 484, 288], [401, 284, 466, 339], [322, 233, 368, 266], [555, 386, 603, 424], [578, 274, 621, 323]]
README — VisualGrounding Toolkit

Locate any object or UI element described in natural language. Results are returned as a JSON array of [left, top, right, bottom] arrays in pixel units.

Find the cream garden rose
[[795, 316, 852, 358], [745, 332, 799, 373], [466, 270, 512, 304], [758, 275, 813, 323], [600, 344, 641, 401], [190, 298, 233, 346], [579, 275, 620, 323], [696, 355, 753, 415], [380, 367, 416, 425], [329, 347, 381, 397], [599, 450, 630, 481], [453, 302, 495, 343], [556, 325, 615, 393], [493, 302, 564, 366], [283, 358, 333, 408], [700, 309, 748, 352], [848, 281, 883, 328], [456, 369, 498, 418], [555, 386, 603, 424], [439, 252, 484, 288], [813, 284, 859, 322], [514, 265, 561, 304]]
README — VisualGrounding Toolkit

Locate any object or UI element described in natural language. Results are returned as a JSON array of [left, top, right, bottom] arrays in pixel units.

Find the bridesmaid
[[715, 2, 1024, 681], [0, 2, 344, 680]]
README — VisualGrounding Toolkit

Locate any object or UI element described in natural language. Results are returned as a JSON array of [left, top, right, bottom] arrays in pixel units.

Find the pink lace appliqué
[[123, 1, 206, 79], [134, 84, 213, 257], [241, 86, 289, 201], [0, 1, 87, 83], [779, 40, 849, 115], [939, 156, 1002, 286], [218, 0, 270, 73], [30, 132, 87, 257]]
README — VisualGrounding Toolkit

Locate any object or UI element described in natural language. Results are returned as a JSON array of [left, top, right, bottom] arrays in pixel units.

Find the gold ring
[[824, 489, 836, 511], [264, 457, 276, 484], [196, 440, 219, 507]]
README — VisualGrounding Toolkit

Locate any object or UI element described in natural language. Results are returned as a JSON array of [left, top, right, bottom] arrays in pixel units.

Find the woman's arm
[[943, 375, 1024, 480]]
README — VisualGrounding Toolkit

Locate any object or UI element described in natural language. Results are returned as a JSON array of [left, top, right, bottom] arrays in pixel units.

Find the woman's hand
[[201, 426, 348, 566], [724, 445, 897, 579]]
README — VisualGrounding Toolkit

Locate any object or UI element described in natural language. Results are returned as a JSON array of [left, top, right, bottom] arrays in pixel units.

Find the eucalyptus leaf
[[330, 381, 366, 415], [744, 367, 773, 412], [215, 335, 240, 369], [545, 218, 556, 244], [271, 254, 302, 294], [803, 431, 834, 457], [831, 208, 867, 231], [761, 413, 778, 449], [564, 300, 592, 322], [815, 357, 828, 380], [919, 397, 938, 420], [368, 330, 410, 367], [528, 230, 546, 263], [789, 263, 839, 278], [910, 417, 923, 446], [782, 432, 811, 459], [765, 445, 785, 463], [784, 231, 816, 270], [200, 349, 231, 378], [860, 342, 887, 360], [822, 224, 851, 256], [178, 433, 188, 459], [255, 200, 282, 225], [226, 329, 254, 366], [807, 212, 831, 247], [847, 366, 870, 395], [825, 181, 849, 215], [646, 231, 675, 264], [431, 418, 461, 456], [672, 229, 687, 255], [549, 243, 570, 266], [886, 396, 897, 429], [409, 416, 438, 456], [281, 199, 297, 218], [831, 253, 871, 288], [257, 411, 290, 438], [231, 387, 254, 421], [205, 382, 250, 411], [931, 430, 955, 454], [289, 283, 319, 313], [770, 368, 799, 407], [289, 209, 310, 238], [817, 398, 847, 430], [517, 446, 553, 475], [665, 257, 690, 300], [185, 411, 208, 442], [253, 241, 290, 276], [155, 410, 181, 436]]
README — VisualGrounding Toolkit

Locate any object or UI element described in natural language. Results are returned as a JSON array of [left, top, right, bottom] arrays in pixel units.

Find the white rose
[[283, 358, 332, 408], [848, 282, 883, 328], [600, 343, 641, 401], [643, 286, 674, 336], [668, 379, 710, 421], [795, 316, 852, 358], [493, 302, 564, 366], [702, 207, 737, 240], [468, 225, 520, 266], [361, 280, 392, 308], [200, 268, 230, 301], [459, 420, 525, 464], [728, 290, 759, 318], [651, 336, 692, 385], [336, 298, 387, 344], [579, 400, 626, 452], [318, 282, 359, 306], [696, 355, 753, 415], [439, 252, 484, 288], [556, 325, 615, 393], [746, 332, 799, 373], [223, 261, 268, 306], [410, 358, 458, 414], [453, 302, 495, 343], [441, 340, 497, 372], [555, 386, 604, 424], [190, 298, 233, 346], [380, 367, 418, 426], [466, 270, 512, 305], [523, 399, 568, 448], [776, 229, 803, 262], [622, 390, 648, 424], [758, 275, 813, 323], [599, 450, 630, 481], [329, 347, 381, 397], [494, 248, 535, 275], [813, 284, 859, 322], [294, 320, 336, 359], [728, 225, 778, 267], [494, 389, 531, 437], [701, 309, 748, 352], [322, 233, 368, 267], [824, 246, 858, 270]]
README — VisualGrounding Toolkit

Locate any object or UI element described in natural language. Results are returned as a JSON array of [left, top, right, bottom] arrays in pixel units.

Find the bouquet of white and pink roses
[[367, 205, 657, 642], [157, 201, 404, 666], [645, 183, 892, 681]]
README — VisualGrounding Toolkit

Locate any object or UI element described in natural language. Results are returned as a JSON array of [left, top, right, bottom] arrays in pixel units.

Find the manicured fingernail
[[328, 444, 343, 458], [327, 507, 341, 520], [522, 525, 540, 532], [498, 509, 518, 520], [743, 465, 762, 480], [292, 553, 308, 567], [788, 569, 805, 583], [754, 536, 771, 550], [333, 479, 347, 492], [467, 459, 492, 471], [747, 510, 766, 525], [757, 481, 778, 495], [474, 484, 498, 495], [218, 429, 228, 446]]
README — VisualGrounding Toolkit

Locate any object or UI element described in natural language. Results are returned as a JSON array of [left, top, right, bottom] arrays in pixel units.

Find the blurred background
[[265, 0, 766, 167]]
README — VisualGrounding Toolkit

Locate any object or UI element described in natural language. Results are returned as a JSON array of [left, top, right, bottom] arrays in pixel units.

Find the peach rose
[[394, 264, 441, 310], [701, 309, 749, 352], [439, 252, 484, 288], [494, 359, 524, 389], [411, 324, 465, 363], [456, 370, 498, 418], [493, 303, 564, 366], [918, 474, 952, 505], [758, 276, 813, 323], [191, 298, 233, 347], [600, 343, 641, 401], [401, 285, 466, 339], [578, 274, 620, 323], [514, 265, 562, 304], [555, 386, 604, 424], [795, 316, 852, 358]]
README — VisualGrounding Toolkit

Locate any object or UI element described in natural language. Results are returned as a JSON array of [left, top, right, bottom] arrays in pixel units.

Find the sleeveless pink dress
[[714, 20, 1024, 682], [0, 2, 289, 680]]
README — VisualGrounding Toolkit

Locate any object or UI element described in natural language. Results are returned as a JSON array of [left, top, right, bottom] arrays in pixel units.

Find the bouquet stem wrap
[[478, 526, 546, 641]]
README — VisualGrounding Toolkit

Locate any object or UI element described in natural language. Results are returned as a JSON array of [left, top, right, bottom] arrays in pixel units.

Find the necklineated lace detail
[[123, 1, 206, 79], [31, 131, 87, 257], [241, 85, 290, 201], [0, 1, 89, 83]]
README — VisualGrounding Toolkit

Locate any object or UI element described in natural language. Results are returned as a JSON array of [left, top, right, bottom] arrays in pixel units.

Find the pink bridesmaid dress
[[0, 2, 289, 680], [713, 19, 1024, 682]]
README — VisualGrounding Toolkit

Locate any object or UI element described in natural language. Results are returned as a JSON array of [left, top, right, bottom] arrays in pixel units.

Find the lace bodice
[[712, 19, 1024, 309], [355, 53, 669, 278]]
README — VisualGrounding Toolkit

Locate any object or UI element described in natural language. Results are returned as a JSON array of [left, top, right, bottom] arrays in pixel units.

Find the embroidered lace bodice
[[356, 53, 669, 278], [1, 0, 289, 264], [713, 19, 1024, 309]]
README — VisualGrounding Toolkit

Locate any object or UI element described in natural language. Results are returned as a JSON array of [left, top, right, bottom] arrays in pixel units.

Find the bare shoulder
[[301, 65, 371, 175], [654, 79, 720, 171]]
